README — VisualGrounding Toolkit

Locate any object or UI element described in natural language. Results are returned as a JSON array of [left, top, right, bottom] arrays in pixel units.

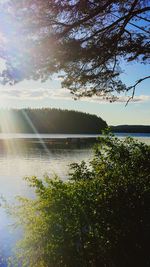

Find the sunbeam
[[0, 110, 21, 154], [21, 110, 50, 154], [0, 109, 50, 155]]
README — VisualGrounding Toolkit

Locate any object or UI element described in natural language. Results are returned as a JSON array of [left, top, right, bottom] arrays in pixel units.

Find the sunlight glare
[[20, 110, 50, 154], [0, 109, 50, 155]]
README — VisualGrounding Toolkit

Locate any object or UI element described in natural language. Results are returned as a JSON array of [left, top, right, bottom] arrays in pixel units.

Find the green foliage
[[9, 134, 150, 267]]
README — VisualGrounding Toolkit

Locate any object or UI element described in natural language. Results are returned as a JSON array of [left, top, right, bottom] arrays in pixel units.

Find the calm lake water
[[0, 133, 150, 266]]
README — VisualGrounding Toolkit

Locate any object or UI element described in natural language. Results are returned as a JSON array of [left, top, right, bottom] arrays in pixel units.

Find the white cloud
[[0, 85, 150, 104], [0, 58, 6, 73]]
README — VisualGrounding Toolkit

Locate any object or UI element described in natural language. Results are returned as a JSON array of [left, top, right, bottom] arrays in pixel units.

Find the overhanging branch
[[126, 75, 150, 106]]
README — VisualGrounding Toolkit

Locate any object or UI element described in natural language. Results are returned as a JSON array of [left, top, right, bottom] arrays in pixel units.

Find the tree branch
[[125, 75, 150, 106], [135, 15, 150, 23]]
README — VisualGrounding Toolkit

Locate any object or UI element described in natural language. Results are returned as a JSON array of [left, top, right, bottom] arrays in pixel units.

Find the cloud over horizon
[[0, 86, 150, 104]]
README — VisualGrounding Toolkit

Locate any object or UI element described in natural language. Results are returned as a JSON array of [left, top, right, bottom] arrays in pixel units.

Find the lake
[[0, 133, 150, 266]]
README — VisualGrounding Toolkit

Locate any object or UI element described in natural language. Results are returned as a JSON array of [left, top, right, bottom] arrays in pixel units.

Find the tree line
[[0, 108, 107, 134], [111, 125, 150, 133]]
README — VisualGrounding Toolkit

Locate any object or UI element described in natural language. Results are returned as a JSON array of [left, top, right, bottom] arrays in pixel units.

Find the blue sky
[[0, 59, 149, 126]]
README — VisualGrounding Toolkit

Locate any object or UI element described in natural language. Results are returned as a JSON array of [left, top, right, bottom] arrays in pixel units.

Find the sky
[[0, 1, 149, 126], [0, 58, 149, 126]]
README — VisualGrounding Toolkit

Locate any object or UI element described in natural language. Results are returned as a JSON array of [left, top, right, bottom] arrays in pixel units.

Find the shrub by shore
[[8, 134, 150, 267]]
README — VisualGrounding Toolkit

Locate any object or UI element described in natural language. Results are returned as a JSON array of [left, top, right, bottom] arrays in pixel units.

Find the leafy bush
[[9, 134, 150, 267]]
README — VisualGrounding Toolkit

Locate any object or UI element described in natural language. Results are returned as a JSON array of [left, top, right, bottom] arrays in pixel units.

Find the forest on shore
[[1, 109, 150, 134], [0, 109, 107, 134], [111, 125, 150, 133]]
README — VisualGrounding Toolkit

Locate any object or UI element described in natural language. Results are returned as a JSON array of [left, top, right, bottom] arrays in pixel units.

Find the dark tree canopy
[[0, 0, 150, 98], [0, 108, 107, 134]]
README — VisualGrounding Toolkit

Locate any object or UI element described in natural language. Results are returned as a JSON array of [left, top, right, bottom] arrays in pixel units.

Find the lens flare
[[0, 109, 50, 155]]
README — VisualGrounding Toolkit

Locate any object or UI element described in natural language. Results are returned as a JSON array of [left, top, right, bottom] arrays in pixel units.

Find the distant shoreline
[[0, 132, 150, 138], [0, 132, 149, 149], [111, 125, 150, 134]]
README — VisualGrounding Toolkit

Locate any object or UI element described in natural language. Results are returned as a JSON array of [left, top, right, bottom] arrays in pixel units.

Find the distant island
[[0, 108, 107, 134], [111, 125, 150, 133]]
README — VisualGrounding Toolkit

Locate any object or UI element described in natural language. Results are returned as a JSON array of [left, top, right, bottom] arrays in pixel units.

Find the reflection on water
[[0, 134, 150, 266], [0, 141, 93, 182]]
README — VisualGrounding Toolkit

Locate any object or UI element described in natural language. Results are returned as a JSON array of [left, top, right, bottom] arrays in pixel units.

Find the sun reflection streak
[[21, 110, 50, 155], [0, 109, 50, 155], [0, 110, 19, 154]]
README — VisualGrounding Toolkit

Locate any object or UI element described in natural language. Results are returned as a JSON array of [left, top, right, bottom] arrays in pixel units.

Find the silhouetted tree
[[0, 108, 107, 133], [0, 1, 149, 99]]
